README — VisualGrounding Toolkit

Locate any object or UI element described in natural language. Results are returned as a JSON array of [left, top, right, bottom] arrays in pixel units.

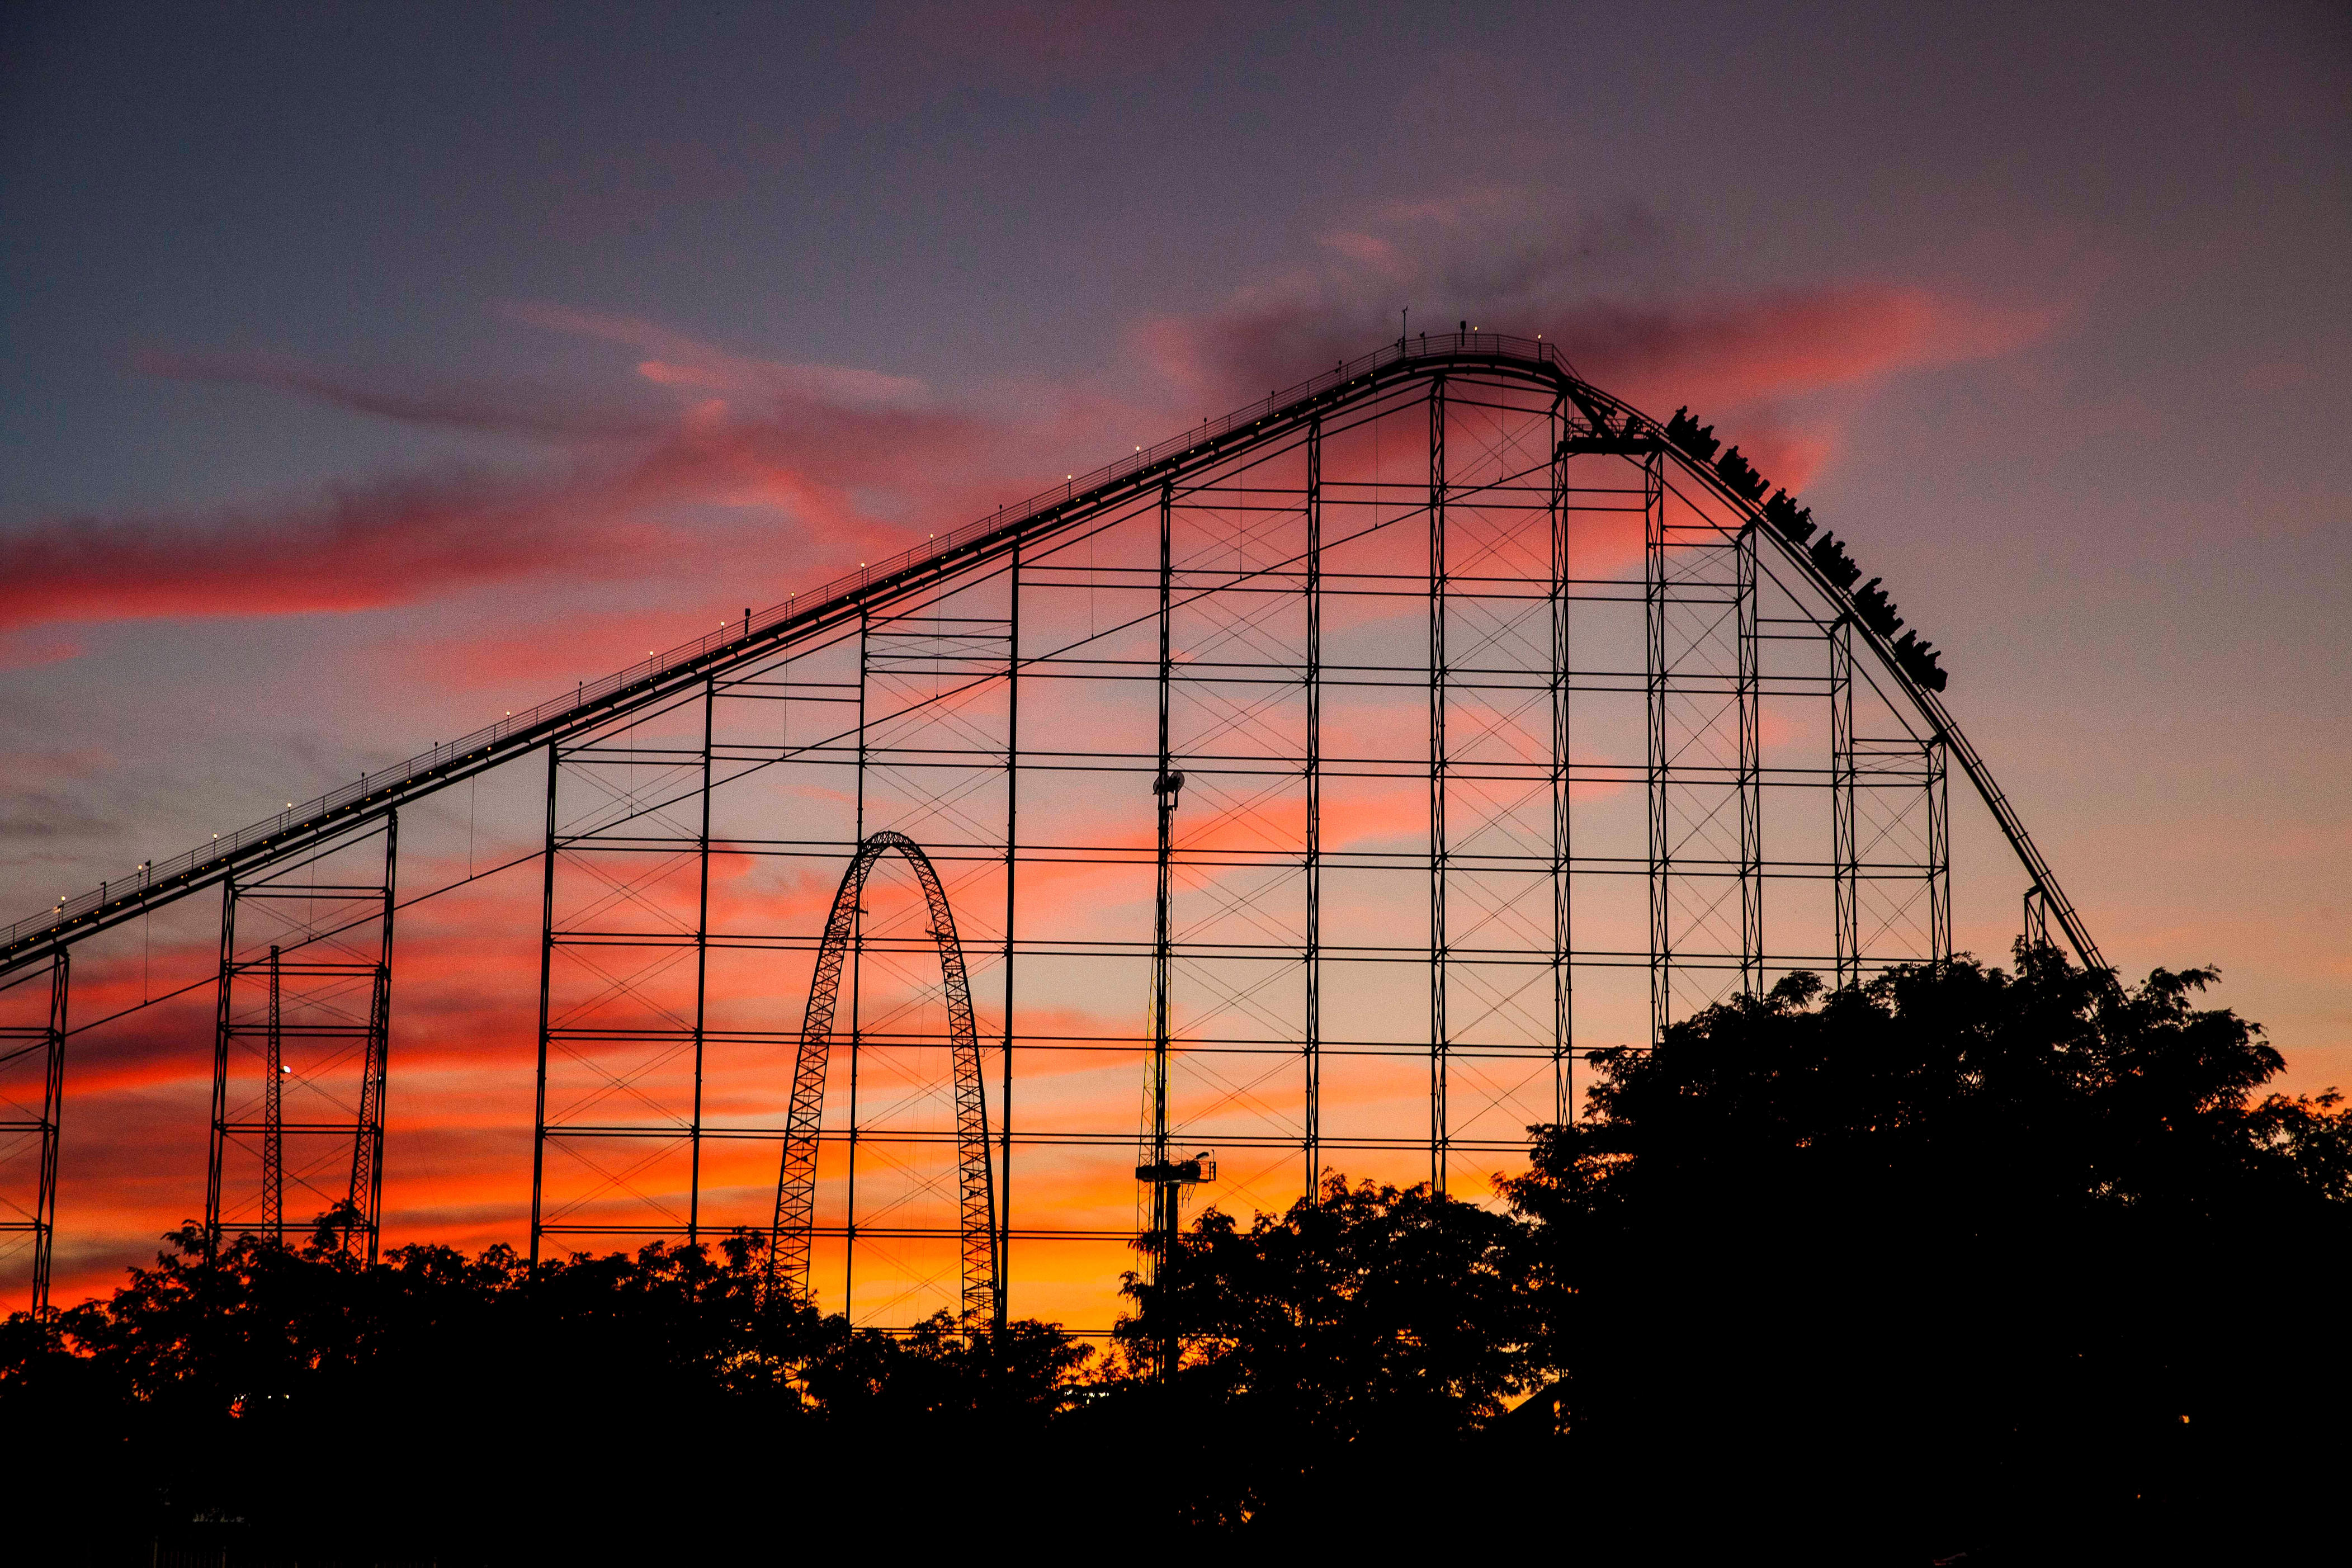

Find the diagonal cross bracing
[[2, 333, 2108, 1329]]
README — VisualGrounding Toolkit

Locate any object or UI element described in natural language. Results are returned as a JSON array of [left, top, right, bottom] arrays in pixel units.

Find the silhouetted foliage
[[1089, 1178, 1541, 1532], [800, 1306, 1091, 1430], [1503, 949, 2351, 1560], [11, 949, 2342, 1559], [2, 1222, 1083, 1562]]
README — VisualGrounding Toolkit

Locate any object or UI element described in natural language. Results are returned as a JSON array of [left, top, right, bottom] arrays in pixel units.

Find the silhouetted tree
[[1098, 1177, 1543, 1533], [2, 1219, 1087, 1562], [1504, 947, 2352, 1560], [11, 946, 2342, 1559]]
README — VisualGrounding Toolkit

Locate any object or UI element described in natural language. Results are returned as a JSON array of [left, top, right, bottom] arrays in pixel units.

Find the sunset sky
[[2, 1, 2346, 1315]]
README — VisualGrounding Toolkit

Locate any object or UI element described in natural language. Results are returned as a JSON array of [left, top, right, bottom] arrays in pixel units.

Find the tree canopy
[[8, 946, 2344, 1561], [1501, 950, 2349, 1558]]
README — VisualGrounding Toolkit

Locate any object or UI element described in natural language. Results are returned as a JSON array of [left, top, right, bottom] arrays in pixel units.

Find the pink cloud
[[22, 227, 2055, 670], [1142, 281, 2053, 427], [0, 465, 669, 632], [4, 336, 1006, 637], [498, 300, 930, 409], [1135, 199, 2058, 490], [1560, 289, 2056, 410]]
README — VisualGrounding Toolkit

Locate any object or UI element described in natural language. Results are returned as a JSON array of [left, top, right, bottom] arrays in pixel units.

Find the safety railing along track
[[1, 331, 2103, 976]]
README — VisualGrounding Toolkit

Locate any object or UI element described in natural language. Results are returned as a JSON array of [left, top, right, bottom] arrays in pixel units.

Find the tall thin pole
[[998, 545, 1020, 1334], [689, 676, 714, 1245], [1429, 376, 1449, 1193], [529, 742, 558, 1267], [1303, 415, 1323, 1200]]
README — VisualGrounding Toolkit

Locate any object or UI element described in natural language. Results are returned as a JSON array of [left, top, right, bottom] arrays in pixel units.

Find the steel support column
[[844, 610, 869, 1315], [1927, 735, 1952, 964], [205, 883, 237, 1254], [344, 812, 395, 1262], [998, 545, 1019, 1332], [1428, 376, 1449, 1192], [1738, 523, 1764, 996], [688, 678, 714, 1244], [261, 945, 284, 1239], [1643, 451, 1670, 1043], [2023, 885, 2052, 951], [1831, 620, 1859, 989], [1549, 392, 1573, 1122], [1303, 415, 1323, 1197], [1145, 481, 1178, 1293], [528, 743, 558, 1267], [0, 951, 67, 1314], [207, 822, 395, 1254]]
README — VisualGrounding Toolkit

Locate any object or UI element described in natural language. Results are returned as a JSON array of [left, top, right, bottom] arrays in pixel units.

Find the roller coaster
[[0, 331, 2103, 1326]]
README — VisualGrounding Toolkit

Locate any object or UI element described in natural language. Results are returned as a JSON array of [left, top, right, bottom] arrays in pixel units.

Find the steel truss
[[522, 352, 1968, 1329], [2, 333, 2100, 1324], [0, 953, 67, 1312], [206, 818, 397, 1258], [768, 830, 995, 1321]]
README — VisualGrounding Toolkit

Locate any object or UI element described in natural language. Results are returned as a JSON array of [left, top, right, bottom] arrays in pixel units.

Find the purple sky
[[2, 1, 2346, 1298]]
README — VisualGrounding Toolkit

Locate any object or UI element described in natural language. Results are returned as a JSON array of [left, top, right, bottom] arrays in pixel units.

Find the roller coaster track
[[769, 831, 995, 1322], [0, 329, 2105, 983]]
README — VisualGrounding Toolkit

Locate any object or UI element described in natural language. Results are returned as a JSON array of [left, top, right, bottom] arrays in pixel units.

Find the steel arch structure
[[0, 330, 2105, 1325], [769, 831, 995, 1323]]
